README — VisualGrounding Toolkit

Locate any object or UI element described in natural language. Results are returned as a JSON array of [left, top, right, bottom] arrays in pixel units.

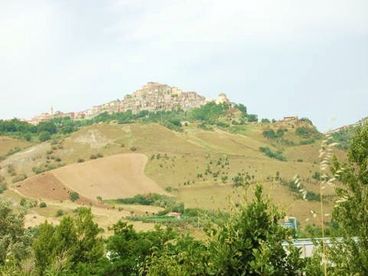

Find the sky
[[0, 0, 367, 131]]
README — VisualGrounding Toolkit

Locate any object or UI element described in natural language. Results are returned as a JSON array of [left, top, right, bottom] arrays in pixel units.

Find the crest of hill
[[329, 116, 368, 149], [28, 82, 231, 124]]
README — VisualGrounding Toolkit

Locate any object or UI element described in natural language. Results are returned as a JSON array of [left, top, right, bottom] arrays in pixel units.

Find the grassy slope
[[0, 136, 32, 157], [0, 121, 346, 229]]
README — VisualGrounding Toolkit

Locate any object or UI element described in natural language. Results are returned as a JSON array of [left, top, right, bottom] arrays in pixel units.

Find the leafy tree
[[327, 122, 368, 274], [207, 185, 305, 275], [235, 104, 247, 116], [246, 114, 258, 122], [143, 234, 210, 275], [0, 200, 32, 267], [38, 121, 57, 134], [105, 222, 176, 275], [33, 208, 105, 275], [38, 131, 51, 142], [190, 102, 230, 123], [262, 128, 285, 139], [144, 186, 305, 275]]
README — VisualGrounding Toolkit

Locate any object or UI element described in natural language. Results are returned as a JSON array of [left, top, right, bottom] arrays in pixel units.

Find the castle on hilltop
[[28, 82, 230, 125]]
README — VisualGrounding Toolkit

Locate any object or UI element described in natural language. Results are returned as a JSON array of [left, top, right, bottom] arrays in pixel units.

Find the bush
[[263, 128, 286, 139], [56, 209, 64, 217], [39, 131, 51, 142], [312, 171, 321, 180], [190, 102, 230, 122], [78, 158, 85, 163], [259, 146, 287, 161], [198, 123, 214, 131], [112, 193, 182, 213], [90, 154, 97, 160], [39, 202, 47, 208], [69, 191, 80, 202], [130, 146, 137, 152], [0, 183, 6, 194], [295, 127, 314, 138], [246, 114, 258, 122], [19, 198, 27, 207], [12, 174, 27, 183]]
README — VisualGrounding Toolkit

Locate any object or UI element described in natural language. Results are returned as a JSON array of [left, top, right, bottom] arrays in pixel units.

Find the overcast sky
[[0, 0, 367, 131]]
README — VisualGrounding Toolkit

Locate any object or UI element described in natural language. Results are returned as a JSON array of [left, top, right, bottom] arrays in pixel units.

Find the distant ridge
[[328, 116, 368, 134]]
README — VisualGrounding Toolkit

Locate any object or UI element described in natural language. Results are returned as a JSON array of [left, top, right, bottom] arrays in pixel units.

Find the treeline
[[0, 186, 306, 275], [0, 118, 80, 142], [0, 102, 258, 141]]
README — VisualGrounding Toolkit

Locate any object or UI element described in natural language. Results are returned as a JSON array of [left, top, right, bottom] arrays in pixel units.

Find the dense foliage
[[325, 122, 368, 274], [33, 208, 105, 275], [0, 186, 307, 275], [262, 128, 286, 139], [331, 127, 354, 149], [0, 118, 80, 141]]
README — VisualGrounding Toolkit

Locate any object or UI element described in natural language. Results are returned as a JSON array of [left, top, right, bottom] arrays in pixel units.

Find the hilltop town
[[28, 82, 230, 125]]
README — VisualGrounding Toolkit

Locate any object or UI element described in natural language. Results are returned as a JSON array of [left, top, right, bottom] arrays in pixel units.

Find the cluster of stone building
[[27, 82, 230, 125]]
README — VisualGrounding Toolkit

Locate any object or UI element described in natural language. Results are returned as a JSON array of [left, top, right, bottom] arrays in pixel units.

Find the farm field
[[0, 121, 344, 231]]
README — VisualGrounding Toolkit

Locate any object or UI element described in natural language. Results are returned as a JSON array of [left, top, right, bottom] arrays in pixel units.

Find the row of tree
[[0, 185, 306, 275]]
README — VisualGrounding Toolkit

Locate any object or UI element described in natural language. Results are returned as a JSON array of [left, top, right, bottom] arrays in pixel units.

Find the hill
[[0, 117, 346, 231], [0, 84, 353, 232]]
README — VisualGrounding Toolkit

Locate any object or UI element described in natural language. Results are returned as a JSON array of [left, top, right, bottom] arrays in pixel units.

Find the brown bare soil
[[15, 173, 93, 205], [16, 153, 167, 202]]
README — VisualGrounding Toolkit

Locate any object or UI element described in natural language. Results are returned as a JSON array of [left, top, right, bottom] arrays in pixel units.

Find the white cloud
[[0, 0, 367, 130], [107, 0, 368, 44]]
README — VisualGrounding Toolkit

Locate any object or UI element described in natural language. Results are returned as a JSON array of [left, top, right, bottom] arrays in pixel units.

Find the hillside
[[17, 153, 167, 202], [0, 117, 346, 231], [0, 136, 32, 159]]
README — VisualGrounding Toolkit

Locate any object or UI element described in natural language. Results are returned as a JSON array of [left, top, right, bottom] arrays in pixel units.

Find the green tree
[[327, 122, 368, 274], [105, 222, 176, 275], [143, 234, 210, 276], [207, 185, 304, 275], [144, 186, 305, 275], [0, 200, 32, 268], [38, 131, 51, 142], [33, 208, 105, 275]]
